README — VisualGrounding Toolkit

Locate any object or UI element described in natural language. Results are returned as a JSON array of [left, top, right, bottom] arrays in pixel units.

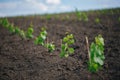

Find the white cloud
[[0, 0, 73, 17], [0, 2, 17, 9], [46, 0, 61, 5], [59, 5, 71, 10], [0, 0, 48, 11], [24, 0, 48, 11]]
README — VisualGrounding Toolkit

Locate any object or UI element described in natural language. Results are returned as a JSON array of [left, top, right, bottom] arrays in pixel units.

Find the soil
[[0, 9, 120, 80]]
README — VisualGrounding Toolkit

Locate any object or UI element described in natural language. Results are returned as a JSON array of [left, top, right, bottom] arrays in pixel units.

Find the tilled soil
[[0, 10, 120, 80]]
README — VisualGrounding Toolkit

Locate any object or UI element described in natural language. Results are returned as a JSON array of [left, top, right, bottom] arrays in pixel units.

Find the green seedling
[[34, 27, 47, 46], [46, 14, 51, 20], [60, 34, 75, 58], [1, 18, 9, 28], [75, 8, 81, 17], [65, 15, 70, 20], [19, 30, 26, 39], [86, 34, 105, 73], [7, 24, 15, 33], [82, 13, 88, 22], [75, 8, 82, 21], [25, 23, 34, 39], [14, 27, 21, 34], [12, 26, 26, 39], [45, 42, 55, 52], [14, 26, 26, 39], [34, 27, 55, 53], [75, 9, 88, 21], [95, 18, 100, 24]]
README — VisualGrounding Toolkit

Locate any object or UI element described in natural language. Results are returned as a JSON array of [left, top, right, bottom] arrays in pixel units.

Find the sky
[[0, 0, 120, 17]]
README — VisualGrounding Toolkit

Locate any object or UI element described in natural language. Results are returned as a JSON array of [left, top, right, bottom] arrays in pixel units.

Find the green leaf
[[89, 62, 100, 72], [95, 34, 104, 46], [98, 45, 104, 52], [19, 30, 26, 39], [2, 18, 9, 27], [68, 48, 74, 54], [61, 44, 66, 50], [15, 27, 21, 34], [41, 34, 46, 40], [38, 37, 44, 45], [90, 42, 96, 59], [65, 54, 69, 57], [101, 55, 105, 60], [43, 30, 47, 35], [28, 27, 34, 33], [25, 27, 34, 39], [60, 52, 65, 58], [95, 47, 101, 56], [46, 43, 55, 52], [28, 34, 33, 38], [63, 37, 68, 43], [68, 34, 73, 39], [34, 37, 39, 45], [7, 24, 15, 33], [94, 57, 104, 65], [9, 26, 15, 33], [93, 63, 99, 72], [68, 39, 74, 45]]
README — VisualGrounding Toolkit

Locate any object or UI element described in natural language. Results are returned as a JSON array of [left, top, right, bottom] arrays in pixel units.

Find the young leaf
[[45, 43, 55, 52], [68, 48, 74, 54], [95, 34, 104, 46], [60, 51, 65, 58]]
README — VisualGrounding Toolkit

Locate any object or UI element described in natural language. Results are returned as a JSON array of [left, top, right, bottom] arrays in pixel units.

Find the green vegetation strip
[[0, 18, 105, 73]]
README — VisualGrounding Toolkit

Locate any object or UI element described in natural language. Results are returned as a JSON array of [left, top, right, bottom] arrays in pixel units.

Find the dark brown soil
[[0, 9, 120, 80]]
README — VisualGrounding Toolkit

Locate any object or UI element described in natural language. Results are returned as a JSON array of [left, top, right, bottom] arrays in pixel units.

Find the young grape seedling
[[8, 24, 15, 33], [34, 27, 47, 46], [75, 9, 88, 21], [1, 18, 9, 28], [95, 18, 100, 24], [25, 23, 34, 39], [86, 34, 105, 73], [60, 34, 75, 58], [14, 27, 21, 34], [19, 30, 26, 39], [45, 42, 55, 53], [34, 27, 55, 53], [46, 14, 51, 20]]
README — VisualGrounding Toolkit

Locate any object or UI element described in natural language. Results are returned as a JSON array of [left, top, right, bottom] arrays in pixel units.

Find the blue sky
[[0, 0, 120, 17]]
